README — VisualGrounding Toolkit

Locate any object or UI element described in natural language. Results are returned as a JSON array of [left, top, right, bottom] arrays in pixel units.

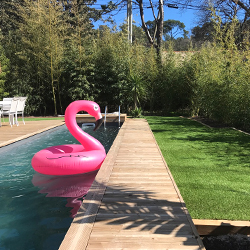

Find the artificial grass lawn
[[146, 116, 250, 221]]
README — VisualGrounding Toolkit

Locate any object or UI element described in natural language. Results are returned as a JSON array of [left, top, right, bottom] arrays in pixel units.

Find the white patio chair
[[1, 98, 13, 123], [15, 97, 27, 125], [2, 97, 19, 127], [2, 98, 13, 111]]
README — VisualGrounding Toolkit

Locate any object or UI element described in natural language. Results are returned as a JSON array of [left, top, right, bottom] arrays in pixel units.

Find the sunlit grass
[[146, 116, 250, 220]]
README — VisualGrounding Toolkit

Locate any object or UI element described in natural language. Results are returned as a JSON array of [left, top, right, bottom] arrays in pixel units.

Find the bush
[[130, 107, 142, 118]]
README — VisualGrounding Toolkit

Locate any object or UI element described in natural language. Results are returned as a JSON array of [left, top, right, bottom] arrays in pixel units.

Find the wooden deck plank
[[59, 118, 205, 250], [0, 119, 65, 147], [86, 242, 201, 250]]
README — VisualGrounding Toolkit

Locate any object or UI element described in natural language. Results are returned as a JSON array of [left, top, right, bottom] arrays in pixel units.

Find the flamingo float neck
[[65, 100, 105, 152]]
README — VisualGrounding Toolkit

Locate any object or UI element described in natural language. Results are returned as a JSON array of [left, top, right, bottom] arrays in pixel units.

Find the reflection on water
[[32, 171, 97, 218], [0, 124, 119, 250]]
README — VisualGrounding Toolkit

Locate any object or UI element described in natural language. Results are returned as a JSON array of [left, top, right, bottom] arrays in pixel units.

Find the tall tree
[[61, 0, 95, 105], [0, 40, 9, 99], [119, 22, 148, 45], [190, 0, 250, 47], [146, 19, 188, 41], [0, 0, 23, 35], [191, 21, 215, 47], [137, 0, 164, 55], [16, 0, 67, 115], [102, 0, 165, 54]]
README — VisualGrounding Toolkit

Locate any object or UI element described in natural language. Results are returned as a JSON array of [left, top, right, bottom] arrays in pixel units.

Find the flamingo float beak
[[94, 117, 104, 131]]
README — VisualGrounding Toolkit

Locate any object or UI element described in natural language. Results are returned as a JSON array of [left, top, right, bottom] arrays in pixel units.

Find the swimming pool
[[0, 125, 119, 250]]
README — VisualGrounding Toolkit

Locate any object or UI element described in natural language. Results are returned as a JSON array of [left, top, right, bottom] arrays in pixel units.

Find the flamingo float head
[[86, 102, 104, 131], [65, 100, 104, 132]]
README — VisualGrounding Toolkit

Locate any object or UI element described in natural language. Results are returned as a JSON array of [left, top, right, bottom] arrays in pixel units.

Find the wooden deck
[[59, 118, 205, 250], [0, 119, 65, 147]]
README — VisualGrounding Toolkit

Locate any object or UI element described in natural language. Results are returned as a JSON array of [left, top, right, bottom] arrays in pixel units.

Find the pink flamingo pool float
[[31, 100, 106, 175]]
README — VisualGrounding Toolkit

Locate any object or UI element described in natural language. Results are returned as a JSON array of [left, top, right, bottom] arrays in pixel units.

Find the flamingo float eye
[[94, 105, 99, 111]]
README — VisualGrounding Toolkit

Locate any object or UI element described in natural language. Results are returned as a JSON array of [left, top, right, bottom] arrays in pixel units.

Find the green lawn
[[146, 116, 250, 221]]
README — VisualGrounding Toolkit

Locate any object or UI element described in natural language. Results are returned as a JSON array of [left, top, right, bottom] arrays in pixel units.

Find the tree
[[88, 28, 130, 109], [146, 19, 188, 41], [10, 0, 97, 115], [101, 0, 165, 54], [0, 41, 9, 99], [172, 37, 191, 51], [119, 22, 148, 45], [190, 0, 250, 47], [137, 0, 164, 55], [61, 0, 95, 106], [101, 1, 193, 55], [16, 0, 67, 115], [163, 20, 189, 40], [191, 21, 215, 47], [0, 0, 23, 36]]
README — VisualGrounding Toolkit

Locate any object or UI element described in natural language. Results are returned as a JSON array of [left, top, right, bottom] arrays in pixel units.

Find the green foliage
[[1, 0, 250, 133], [130, 107, 142, 118], [191, 21, 215, 48], [119, 23, 148, 45], [210, 8, 238, 50], [142, 46, 159, 113], [0, 41, 9, 99], [146, 19, 188, 41], [3, 0, 95, 115], [16, 0, 69, 115], [126, 43, 149, 110], [153, 44, 194, 114], [88, 28, 130, 108], [188, 40, 250, 130]]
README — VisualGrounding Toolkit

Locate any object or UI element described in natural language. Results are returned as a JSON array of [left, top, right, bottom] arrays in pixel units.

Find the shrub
[[130, 107, 142, 118]]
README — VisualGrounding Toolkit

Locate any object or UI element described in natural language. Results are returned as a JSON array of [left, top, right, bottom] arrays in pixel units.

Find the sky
[[93, 1, 201, 37]]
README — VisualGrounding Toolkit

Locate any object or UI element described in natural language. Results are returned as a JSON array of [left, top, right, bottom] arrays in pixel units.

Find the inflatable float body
[[31, 100, 106, 175]]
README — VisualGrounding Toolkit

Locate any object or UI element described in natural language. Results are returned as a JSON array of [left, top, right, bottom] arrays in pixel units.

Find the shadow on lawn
[[148, 116, 250, 146], [147, 116, 250, 169]]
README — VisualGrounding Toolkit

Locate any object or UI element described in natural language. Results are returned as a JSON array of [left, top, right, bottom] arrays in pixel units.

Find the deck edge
[[0, 122, 65, 148], [146, 120, 206, 250], [59, 120, 127, 250]]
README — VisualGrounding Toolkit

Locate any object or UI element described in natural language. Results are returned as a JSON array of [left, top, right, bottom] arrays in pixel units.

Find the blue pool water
[[0, 125, 119, 250]]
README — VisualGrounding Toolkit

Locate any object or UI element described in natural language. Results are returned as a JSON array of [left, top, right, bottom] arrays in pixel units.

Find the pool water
[[0, 125, 119, 250]]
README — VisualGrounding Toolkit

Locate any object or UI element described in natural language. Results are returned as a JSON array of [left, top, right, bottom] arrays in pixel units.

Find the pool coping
[[0, 121, 65, 148], [59, 118, 126, 250]]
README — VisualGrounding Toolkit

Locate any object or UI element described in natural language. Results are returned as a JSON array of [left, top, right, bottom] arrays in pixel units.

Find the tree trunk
[[138, 0, 154, 46], [137, 0, 164, 57], [155, 0, 164, 56], [49, 1, 57, 116]]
